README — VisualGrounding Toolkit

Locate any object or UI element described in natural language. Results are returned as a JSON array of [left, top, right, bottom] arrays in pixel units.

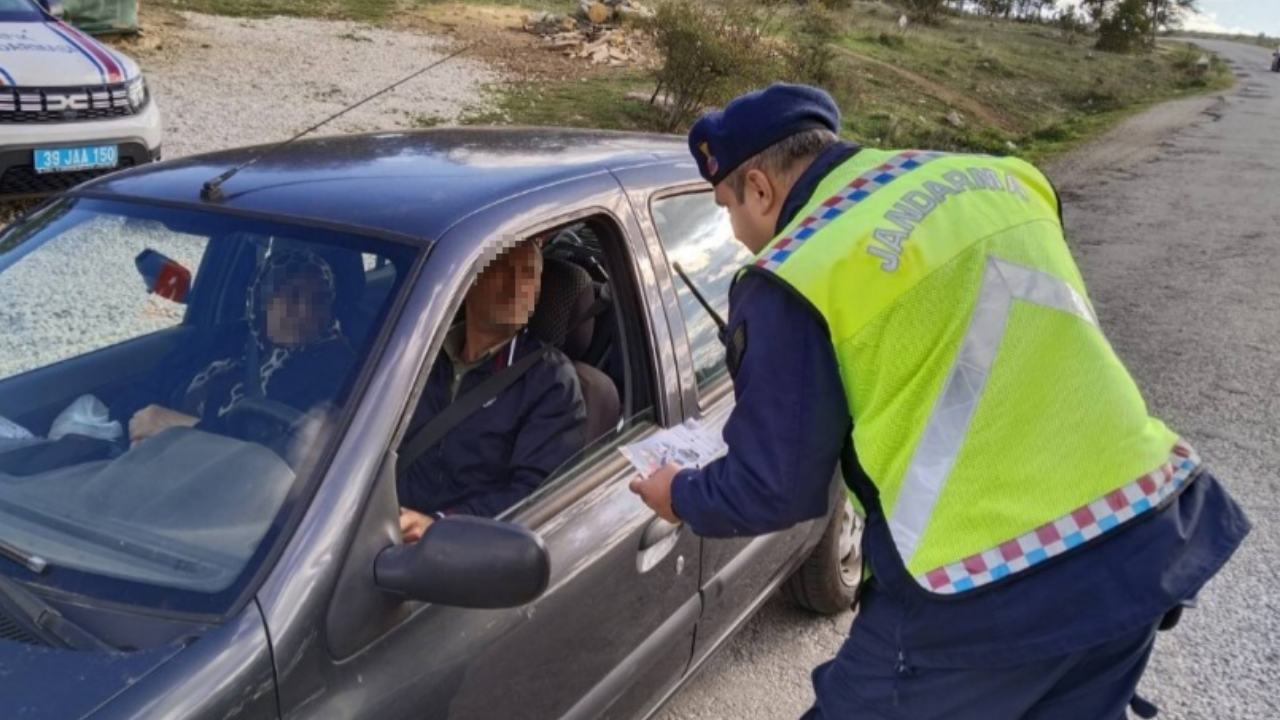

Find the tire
[[784, 496, 863, 615]]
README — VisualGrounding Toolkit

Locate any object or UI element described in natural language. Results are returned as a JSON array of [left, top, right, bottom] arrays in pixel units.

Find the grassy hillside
[[147, 0, 1234, 162], [468, 3, 1231, 162]]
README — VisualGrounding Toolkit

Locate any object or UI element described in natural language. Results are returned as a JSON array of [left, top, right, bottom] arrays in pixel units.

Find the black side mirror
[[374, 516, 550, 609]]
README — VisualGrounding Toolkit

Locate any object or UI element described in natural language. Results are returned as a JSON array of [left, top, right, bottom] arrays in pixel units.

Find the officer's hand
[[629, 463, 682, 523]]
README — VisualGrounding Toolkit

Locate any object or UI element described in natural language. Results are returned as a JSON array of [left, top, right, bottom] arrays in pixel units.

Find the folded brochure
[[620, 418, 728, 477]]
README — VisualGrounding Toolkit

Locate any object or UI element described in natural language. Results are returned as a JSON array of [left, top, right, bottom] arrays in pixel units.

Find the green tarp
[[63, 0, 138, 35]]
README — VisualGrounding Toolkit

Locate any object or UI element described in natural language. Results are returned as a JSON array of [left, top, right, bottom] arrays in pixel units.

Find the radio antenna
[[672, 262, 727, 332], [201, 43, 475, 202]]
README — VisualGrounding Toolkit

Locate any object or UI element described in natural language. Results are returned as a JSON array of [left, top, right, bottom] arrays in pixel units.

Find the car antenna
[[672, 262, 727, 333], [201, 43, 475, 202]]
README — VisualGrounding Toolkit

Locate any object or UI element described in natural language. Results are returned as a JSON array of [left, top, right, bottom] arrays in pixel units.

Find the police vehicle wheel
[[784, 497, 862, 615]]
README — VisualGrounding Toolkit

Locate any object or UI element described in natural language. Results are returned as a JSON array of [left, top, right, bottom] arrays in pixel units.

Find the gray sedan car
[[0, 128, 861, 719]]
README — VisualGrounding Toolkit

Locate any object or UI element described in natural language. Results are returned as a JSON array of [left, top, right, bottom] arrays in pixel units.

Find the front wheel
[[784, 496, 863, 615]]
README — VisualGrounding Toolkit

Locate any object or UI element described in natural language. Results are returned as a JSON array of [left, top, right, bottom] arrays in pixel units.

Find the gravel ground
[[657, 41, 1278, 720], [144, 12, 502, 159]]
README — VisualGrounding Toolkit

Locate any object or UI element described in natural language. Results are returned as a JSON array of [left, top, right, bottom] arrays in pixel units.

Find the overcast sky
[[1056, 0, 1278, 37], [1182, 0, 1279, 37]]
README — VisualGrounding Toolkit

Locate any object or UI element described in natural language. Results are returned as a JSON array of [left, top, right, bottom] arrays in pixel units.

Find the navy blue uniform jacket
[[670, 142, 1251, 666], [398, 330, 587, 518]]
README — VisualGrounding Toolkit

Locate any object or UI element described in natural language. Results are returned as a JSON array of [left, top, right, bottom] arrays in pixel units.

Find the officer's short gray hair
[[723, 128, 840, 203]]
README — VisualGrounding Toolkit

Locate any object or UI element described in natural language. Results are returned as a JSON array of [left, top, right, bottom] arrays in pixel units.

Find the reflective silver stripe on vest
[[889, 256, 1098, 566]]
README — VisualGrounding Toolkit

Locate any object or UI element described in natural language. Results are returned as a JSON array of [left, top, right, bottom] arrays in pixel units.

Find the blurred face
[[714, 168, 787, 255], [265, 277, 332, 347], [466, 241, 542, 333]]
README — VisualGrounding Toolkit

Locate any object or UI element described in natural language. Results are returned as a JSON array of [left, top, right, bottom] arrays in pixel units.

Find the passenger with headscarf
[[127, 249, 355, 446]]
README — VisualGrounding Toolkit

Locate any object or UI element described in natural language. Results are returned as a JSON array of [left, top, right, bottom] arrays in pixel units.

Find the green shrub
[[646, 0, 785, 131], [876, 31, 906, 48], [903, 0, 948, 25], [1096, 0, 1151, 54], [1030, 123, 1073, 142], [786, 6, 841, 86]]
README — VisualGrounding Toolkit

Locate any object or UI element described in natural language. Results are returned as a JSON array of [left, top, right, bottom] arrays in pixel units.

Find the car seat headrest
[[528, 257, 594, 358]]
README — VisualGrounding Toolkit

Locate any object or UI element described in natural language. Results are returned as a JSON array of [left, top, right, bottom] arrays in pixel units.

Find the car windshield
[[0, 0, 42, 20], [0, 198, 416, 614]]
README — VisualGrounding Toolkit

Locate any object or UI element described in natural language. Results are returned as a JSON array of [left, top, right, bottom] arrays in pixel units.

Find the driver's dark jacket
[[398, 329, 587, 518]]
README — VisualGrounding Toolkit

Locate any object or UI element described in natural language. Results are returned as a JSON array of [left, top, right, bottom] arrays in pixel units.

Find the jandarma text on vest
[[870, 168, 1032, 272]]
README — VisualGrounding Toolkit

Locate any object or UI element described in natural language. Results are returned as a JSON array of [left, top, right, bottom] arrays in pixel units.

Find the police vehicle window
[[0, 197, 415, 615], [651, 192, 753, 391]]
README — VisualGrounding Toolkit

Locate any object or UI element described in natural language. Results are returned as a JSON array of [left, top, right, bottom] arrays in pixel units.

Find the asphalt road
[[656, 40, 1279, 720]]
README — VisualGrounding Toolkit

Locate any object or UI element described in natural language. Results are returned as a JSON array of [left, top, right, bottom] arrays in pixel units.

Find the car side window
[[396, 215, 657, 523], [650, 192, 753, 393]]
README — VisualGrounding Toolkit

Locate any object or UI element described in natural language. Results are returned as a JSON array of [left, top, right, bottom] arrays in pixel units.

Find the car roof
[[75, 127, 695, 243]]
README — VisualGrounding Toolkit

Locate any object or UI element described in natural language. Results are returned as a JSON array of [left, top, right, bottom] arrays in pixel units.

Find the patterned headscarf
[[183, 249, 344, 420]]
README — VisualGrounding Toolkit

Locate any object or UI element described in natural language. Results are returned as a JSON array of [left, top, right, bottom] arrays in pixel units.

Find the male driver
[[399, 241, 586, 542]]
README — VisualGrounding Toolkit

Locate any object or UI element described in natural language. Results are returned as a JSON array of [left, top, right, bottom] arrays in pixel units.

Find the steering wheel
[[225, 396, 309, 450]]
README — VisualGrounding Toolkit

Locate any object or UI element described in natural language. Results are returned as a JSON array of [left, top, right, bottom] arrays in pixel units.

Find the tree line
[[902, 0, 1199, 52]]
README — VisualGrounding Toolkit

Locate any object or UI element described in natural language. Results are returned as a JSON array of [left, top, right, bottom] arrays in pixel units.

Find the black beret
[[688, 83, 841, 186]]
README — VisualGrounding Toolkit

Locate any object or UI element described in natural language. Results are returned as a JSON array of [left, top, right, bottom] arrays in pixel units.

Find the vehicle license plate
[[34, 145, 119, 174]]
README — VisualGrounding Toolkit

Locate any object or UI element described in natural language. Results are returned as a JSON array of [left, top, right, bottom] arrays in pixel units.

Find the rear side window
[[651, 192, 753, 391]]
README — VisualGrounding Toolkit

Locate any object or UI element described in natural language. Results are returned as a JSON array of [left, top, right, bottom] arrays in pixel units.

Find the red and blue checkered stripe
[[920, 440, 1200, 595], [755, 150, 947, 272]]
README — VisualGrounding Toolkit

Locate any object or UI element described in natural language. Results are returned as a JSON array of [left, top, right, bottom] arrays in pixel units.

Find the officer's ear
[[741, 168, 779, 215]]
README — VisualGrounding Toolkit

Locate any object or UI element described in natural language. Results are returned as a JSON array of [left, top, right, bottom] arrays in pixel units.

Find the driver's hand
[[399, 508, 435, 544], [129, 405, 199, 447]]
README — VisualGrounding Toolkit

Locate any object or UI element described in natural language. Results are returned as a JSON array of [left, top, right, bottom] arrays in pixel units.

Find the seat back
[[528, 258, 621, 444]]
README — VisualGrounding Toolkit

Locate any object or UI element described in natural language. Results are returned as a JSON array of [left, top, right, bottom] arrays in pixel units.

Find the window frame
[[391, 206, 665, 529]]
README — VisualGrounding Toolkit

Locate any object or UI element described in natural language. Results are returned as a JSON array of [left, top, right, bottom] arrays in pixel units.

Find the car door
[[614, 167, 824, 666], [259, 175, 701, 720]]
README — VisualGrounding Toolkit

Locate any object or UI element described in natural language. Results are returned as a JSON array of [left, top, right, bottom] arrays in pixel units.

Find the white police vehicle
[[0, 0, 161, 200]]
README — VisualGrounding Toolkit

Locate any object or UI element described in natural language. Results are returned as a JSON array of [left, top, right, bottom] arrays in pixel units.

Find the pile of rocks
[[545, 27, 651, 66], [523, 0, 655, 66]]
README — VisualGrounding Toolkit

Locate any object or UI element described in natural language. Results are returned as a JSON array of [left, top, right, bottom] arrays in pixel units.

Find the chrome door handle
[[637, 518, 682, 573]]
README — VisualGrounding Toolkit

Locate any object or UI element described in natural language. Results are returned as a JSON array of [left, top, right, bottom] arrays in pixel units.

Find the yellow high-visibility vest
[[753, 148, 1197, 594]]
